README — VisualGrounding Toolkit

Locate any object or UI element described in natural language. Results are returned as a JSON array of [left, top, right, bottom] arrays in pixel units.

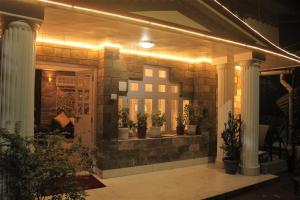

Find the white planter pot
[[187, 125, 197, 135], [150, 127, 161, 138], [118, 127, 129, 140]]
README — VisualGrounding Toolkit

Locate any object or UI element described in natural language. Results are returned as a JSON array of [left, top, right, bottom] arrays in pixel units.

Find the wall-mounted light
[[139, 40, 155, 49], [48, 77, 52, 83]]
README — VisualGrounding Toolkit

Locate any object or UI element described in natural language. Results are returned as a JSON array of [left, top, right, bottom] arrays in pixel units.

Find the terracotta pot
[[118, 128, 129, 140], [223, 159, 239, 174], [176, 127, 185, 135], [137, 127, 147, 138], [187, 125, 197, 135], [150, 127, 161, 138]]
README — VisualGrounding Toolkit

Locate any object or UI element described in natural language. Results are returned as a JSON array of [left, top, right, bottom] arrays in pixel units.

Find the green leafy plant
[[184, 104, 202, 125], [151, 111, 166, 127], [137, 112, 148, 129], [118, 108, 129, 128], [220, 112, 242, 161], [176, 113, 185, 129], [0, 126, 93, 200], [128, 120, 137, 132]]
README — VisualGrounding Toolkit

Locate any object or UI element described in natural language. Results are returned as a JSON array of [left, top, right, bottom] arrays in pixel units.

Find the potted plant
[[176, 112, 185, 135], [220, 112, 242, 174], [118, 108, 129, 140], [150, 111, 166, 138], [184, 104, 197, 135], [137, 112, 148, 138], [128, 120, 137, 137]]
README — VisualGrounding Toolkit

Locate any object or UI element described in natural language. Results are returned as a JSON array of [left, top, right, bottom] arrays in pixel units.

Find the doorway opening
[[34, 63, 96, 147]]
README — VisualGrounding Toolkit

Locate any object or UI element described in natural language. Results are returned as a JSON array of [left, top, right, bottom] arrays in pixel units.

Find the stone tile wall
[[193, 63, 217, 157], [35, 44, 218, 169], [98, 47, 199, 140], [36, 44, 99, 67], [98, 134, 209, 170]]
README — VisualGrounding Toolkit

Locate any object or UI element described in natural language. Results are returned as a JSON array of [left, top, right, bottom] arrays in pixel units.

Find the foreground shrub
[[0, 126, 93, 200]]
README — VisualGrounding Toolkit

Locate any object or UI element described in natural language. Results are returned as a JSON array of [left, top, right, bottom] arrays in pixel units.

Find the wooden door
[[74, 71, 94, 147]]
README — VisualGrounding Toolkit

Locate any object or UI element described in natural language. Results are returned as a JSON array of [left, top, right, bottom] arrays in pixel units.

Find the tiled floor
[[87, 164, 277, 200]]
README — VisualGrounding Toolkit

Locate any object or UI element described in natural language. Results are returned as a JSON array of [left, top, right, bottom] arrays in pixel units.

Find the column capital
[[212, 55, 234, 66], [234, 51, 265, 65]]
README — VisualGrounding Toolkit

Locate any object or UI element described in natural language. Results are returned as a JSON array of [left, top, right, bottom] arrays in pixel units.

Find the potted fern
[[220, 112, 242, 174], [176, 112, 185, 135], [137, 112, 148, 138], [150, 111, 166, 138], [118, 108, 129, 140], [184, 104, 197, 135]]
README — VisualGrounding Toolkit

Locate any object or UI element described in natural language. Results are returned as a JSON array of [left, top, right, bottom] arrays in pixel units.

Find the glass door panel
[[158, 99, 166, 131], [129, 99, 138, 122], [171, 100, 178, 131], [144, 99, 152, 129]]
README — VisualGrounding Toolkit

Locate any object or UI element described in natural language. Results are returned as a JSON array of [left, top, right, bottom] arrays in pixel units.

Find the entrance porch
[[1, 0, 300, 179]]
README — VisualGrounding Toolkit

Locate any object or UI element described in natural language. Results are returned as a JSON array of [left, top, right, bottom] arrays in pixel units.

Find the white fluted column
[[216, 63, 235, 166], [240, 60, 260, 175], [0, 21, 36, 137]]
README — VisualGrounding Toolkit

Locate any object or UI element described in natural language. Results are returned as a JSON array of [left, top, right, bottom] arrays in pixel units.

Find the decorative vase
[[223, 159, 239, 174], [150, 127, 161, 138], [187, 125, 197, 135], [176, 127, 185, 135], [118, 127, 129, 140], [137, 127, 147, 138]]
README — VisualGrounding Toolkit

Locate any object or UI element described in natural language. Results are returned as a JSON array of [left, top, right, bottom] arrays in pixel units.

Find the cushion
[[54, 112, 70, 128], [69, 117, 75, 126]]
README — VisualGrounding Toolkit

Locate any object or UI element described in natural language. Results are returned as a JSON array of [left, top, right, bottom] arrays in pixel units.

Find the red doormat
[[78, 175, 106, 190], [48, 175, 106, 195]]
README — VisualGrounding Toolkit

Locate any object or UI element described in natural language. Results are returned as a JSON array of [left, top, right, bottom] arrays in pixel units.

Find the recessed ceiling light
[[139, 40, 154, 49]]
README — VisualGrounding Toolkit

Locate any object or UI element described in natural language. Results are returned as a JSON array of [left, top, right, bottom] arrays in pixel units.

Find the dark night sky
[[219, 0, 300, 53]]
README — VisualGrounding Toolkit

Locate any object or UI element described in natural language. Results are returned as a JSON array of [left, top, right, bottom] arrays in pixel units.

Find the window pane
[[159, 70, 166, 78], [158, 84, 166, 93], [171, 85, 178, 93], [129, 99, 138, 122], [183, 100, 190, 111], [158, 99, 166, 131], [118, 96, 123, 111], [145, 84, 153, 92], [144, 69, 153, 77], [171, 100, 178, 131], [144, 99, 152, 129], [130, 83, 139, 91]]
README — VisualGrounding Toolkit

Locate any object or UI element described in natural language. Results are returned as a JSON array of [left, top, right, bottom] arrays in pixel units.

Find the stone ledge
[[98, 157, 213, 179], [98, 133, 210, 170]]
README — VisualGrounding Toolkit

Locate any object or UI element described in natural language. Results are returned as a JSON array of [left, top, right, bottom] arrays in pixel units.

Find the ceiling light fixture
[[139, 40, 155, 49]]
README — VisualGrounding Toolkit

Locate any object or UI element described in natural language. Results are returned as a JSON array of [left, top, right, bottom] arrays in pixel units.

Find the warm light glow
[[36, 38, 98, 49], [139, 40, 154, 49], [38, 0, 300, 64], [36, 37, 212, 63], [48, 77, 52, 82], [121, 48, 210, 63], [235, 65, 241, 70]]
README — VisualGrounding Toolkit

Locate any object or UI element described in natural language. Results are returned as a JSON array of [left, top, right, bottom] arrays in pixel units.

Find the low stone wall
[[98, 133, 210, 170]]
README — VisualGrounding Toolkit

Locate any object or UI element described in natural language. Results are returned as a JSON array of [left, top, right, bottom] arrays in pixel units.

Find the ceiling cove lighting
[[139, 40, 155, 49], [36, 38, 212, 63], [39, 0, 300, 64]]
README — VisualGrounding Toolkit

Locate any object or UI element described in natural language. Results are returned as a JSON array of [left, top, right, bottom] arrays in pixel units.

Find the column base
[[215, 159, 224, 169], [241, 165, 260, 176]]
